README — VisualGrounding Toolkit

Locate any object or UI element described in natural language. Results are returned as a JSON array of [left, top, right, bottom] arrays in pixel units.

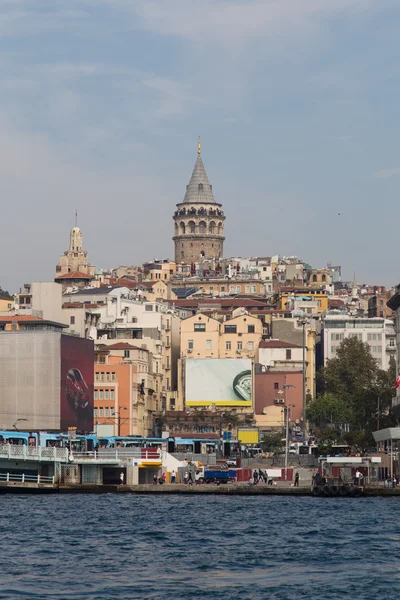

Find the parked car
[[66, 368, 89, 410], [225, 459, 237, 468]]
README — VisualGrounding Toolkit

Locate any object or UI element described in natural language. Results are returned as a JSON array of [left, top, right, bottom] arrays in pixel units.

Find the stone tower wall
[[173, 205, 225, 264]]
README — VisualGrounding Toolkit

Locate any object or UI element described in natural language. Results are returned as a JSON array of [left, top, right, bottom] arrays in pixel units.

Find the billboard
[[238, 428, 259, 444], [60, 335, 94, 432], [185, 358, 253, 407], [0, 331, 61, 430]]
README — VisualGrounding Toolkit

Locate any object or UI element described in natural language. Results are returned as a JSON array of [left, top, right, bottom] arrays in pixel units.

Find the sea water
[[0, 495, 399, 599]]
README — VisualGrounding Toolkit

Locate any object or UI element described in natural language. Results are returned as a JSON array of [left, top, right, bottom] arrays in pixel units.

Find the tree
[[260, 432, 285, 454], [307, 393, 350, 428], [0, 286, 12, 299], [316, 337, 396, 438]]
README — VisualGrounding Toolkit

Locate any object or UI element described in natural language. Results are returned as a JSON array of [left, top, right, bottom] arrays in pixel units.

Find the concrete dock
[[2, 481, 400, 496]]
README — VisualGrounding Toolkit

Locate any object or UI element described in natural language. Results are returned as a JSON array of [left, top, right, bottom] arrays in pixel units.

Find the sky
[[1, 0, 400, 293]]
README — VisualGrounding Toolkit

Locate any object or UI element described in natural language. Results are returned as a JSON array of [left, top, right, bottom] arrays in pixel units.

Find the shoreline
[[1, 482, 400, 496]]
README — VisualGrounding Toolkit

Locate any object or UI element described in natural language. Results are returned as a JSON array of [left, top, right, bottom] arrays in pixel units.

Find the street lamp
[[115, 407, 128, 437], [281, 382, 296, 481], [293, 310, 308, 442]]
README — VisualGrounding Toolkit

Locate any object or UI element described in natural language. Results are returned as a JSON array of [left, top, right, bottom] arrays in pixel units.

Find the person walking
[[171, 469, 176, 484], [294, 472, 300, 487], [119, 471, 125, 485], [188, 471, 194, 485]]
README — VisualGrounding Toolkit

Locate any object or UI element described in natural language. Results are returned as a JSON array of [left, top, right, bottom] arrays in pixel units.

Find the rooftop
[[181, 148, 216, 205], [97, 342, 149, 352], [55, 271, 93, 280], [259, 340, 302, 349]]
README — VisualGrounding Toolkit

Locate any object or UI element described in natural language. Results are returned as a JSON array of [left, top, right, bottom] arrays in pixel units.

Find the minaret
[[351, 272, 358, 300], [173, 139, 225, 264]]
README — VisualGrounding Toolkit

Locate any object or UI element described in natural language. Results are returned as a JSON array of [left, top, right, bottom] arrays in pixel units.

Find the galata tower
[[173, 139, 225, 264]]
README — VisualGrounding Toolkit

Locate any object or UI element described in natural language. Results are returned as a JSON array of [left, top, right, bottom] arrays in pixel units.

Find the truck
[[195, 466, 236, 484]]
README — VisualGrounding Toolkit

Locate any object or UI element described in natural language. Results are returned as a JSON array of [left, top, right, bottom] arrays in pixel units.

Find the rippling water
[[0, 495, 399, 599]]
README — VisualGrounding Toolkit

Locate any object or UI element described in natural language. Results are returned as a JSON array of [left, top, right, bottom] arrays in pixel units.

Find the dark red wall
[[255, 371, 304, 423], [60, 335, 94, 432]]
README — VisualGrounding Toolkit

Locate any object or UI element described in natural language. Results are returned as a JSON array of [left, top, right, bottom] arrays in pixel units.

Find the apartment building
[[322, 315, 395, 370], [94, 344, 156, 437], [180, 312, 263, 360]]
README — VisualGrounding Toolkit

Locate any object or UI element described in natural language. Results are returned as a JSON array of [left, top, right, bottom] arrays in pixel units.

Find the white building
[[258, 340, 303, 371], [322, 314, 395, 370]]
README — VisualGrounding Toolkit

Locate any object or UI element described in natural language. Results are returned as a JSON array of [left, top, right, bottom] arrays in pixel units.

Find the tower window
[[198, 183, 203, 191]]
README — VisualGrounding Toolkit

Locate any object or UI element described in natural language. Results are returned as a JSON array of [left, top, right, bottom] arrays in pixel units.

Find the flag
[[396, 373, 400, 389]]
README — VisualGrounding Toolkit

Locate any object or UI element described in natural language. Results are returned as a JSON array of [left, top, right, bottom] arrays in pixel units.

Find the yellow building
[[0, 296, 14, 312], [280, 288, 328, 313], [180, 312, 263, 361], [143, 260, 176, 282], [168, 277, 265, 297]]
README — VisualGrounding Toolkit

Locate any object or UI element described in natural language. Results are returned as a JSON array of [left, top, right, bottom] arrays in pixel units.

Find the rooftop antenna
[[75, 209, 78, 227]]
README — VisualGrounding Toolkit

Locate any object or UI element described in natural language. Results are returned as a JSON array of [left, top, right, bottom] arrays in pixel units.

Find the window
[[70, 316, 75, 325], [110, 390, 115, 400], [100, 372, 105, 382], [224, 325, 237, 334], [286, 349, 292, 360], [206, 340, 212, 350], [226, 341, 231, 350], [248, 341, 254, 351], [104, 390, 109, 400], [390, 338, 395, 347], [252, 286, 256, 293], [237, 341, 243, 351], [194, 322, 206, 332], [94, 408, 98, 418], [274, 382, 279, 390], [99, 408, 103, 417], [106, 372, 110, 382], [145, 304, 153, 311], [111, 407, 115, 416], [248, 325, 255, 334], [331, 347, 337, 355], [99, 390, 104, 400], [317, 300, 322, 307], [245, 286, 250, 293], [94, 390, 98, 400], [188, 340, 194, 350], [105, 408, 109, 417], [112, 372, 116, 381], [124, 350, 130, 358], [166, 336, 170, 346]]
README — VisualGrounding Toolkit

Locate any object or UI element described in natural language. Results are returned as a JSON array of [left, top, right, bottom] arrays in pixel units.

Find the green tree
[[307, 393, 350, 428], [260, 432, 285, 454], [317, 337, 396, 438], [0, 286, 12, 299]]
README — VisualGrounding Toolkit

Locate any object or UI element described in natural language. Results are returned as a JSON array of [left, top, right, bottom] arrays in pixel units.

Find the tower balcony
[[173, 232, 225, 242]]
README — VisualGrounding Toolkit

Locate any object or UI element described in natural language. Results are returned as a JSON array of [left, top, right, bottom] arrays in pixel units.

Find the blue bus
[[0, 431, 38, 446]]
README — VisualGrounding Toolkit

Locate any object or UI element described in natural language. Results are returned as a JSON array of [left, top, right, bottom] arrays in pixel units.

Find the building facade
[[173, 141, 225, 264], [322, 315, 395, 370]]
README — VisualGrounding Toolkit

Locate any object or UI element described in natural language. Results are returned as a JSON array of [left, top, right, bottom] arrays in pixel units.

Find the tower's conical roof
[[183, 147, 216, 204]]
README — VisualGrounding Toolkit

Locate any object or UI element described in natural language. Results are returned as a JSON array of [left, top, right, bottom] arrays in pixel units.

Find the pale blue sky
[[1, 0, 399, 292]]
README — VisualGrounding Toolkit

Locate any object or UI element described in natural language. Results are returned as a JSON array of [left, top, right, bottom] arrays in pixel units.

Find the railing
[[70, 448, 162, 461], [0, 445, 69, 461], [0, 473, 55, 484]]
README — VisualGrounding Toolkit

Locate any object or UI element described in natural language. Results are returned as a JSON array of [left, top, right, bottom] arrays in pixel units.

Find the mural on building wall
[[185, 358, 252, 407], [60, 335, 94, 432]]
